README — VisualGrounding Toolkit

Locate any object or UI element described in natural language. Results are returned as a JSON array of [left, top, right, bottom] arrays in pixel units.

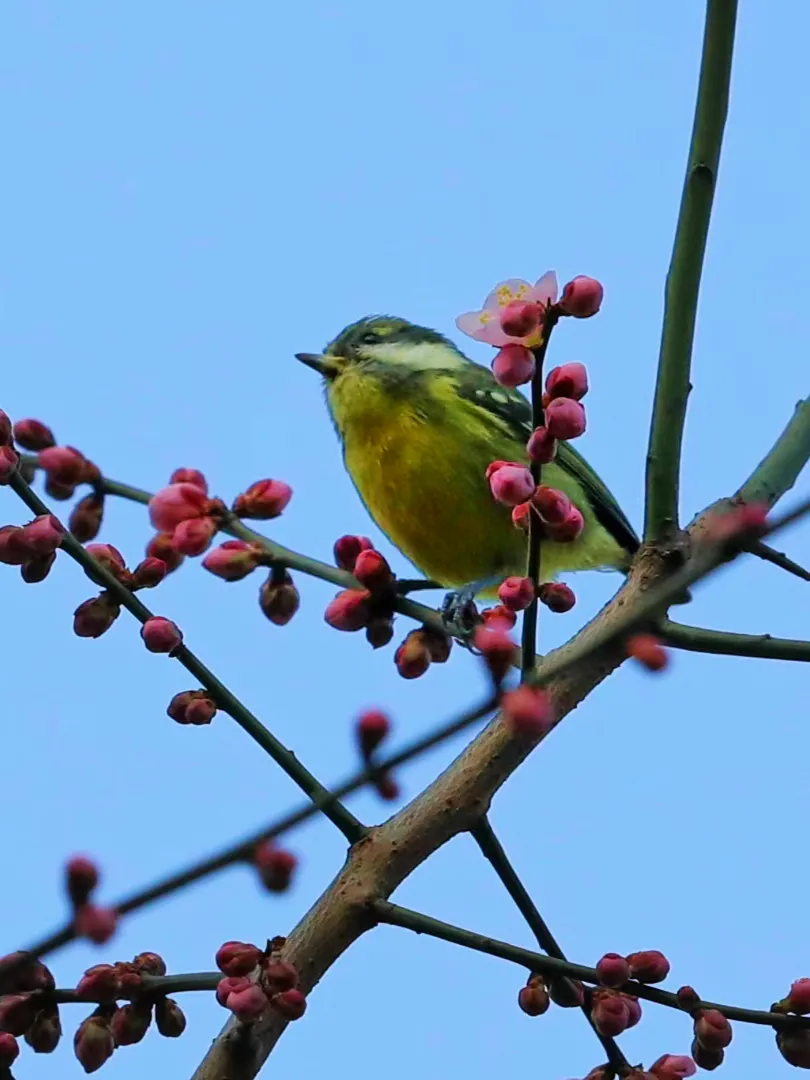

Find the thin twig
[[659, 619, 810, 662], [747, 539, 810, 582], [645, 0, 738, 542]]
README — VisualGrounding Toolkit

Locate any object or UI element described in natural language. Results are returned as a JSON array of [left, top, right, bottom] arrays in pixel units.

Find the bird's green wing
[[454, 362, 639, 555]]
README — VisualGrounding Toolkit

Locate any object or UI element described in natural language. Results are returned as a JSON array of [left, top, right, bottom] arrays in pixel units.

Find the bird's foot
[[440, 576, 501, 646]]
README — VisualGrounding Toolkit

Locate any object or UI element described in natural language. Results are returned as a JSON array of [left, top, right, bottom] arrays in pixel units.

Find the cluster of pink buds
[[167, 688, 218, 726], [5, 416, 102, 506], [147, 471, 225, 558], [456, 272, 602, 388], [0, 513, 64, 583], [72, 544, 171, 644], [518, 972, 591, 1017], [355, 709, 399, 801], [70, 952, 185, 1071], [65, 855, 118, 945], [0, 952, 59, 1064], [770, 977, 810, 1066], [690, 1008, 733, 1070], [252, 841, 298, 893], [325, 534, 452, 680], [489, 462, 585, 545], [215, 937, 306, 1024]]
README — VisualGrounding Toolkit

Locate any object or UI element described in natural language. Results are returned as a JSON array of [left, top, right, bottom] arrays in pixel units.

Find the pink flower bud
[[66, 855, 99, 906], [473, 625, 516, 681], [131, 556, 167, 589], [788, 977, 810, 1014], [85, 543, 127, 578], [627, 949, 670, 984], [492, 344, 535, 388], [366, 615, 395, 649], [333, 534, 374, 571], [270, 988, 307, 1021], [44, 475, 76, 500], [324, 588, 372, 631], [227, 984, 269, 1023], [538, 582, 576, 613], [511, 501, 532, 531], [216, 941, 264, 977], [0, 1033, 19, 1068], [0, 953, 54, 995], [486, 459, 520, 481], [650, 1054, 697, 1079], [546, 506, 585, 543], [148, 483, 210, 532], [203, 539, 262, 581], [146, 532, 185, 574], [37, 446, 84, 484], [394, 631, 432, 679], [502, 685, 553, 738], [481, 604, 517, 631], [168, 689, 217, 726], [155, 997, 186, 1038], [531, 486, 572, 524], [545, 397, 586, 440], [232, 479, 292, 519], [69, 494, 104, 543], [693, 1009, 732, 1050], [254, 842, 297, 893], [169, 467, 208, 492], [0, 993, 38, 1036], [0, 411, 10, 446], [518, 975, 550, 1016], [0, 445, 19, 483], [132, 952, 167, 976], [545, 363, 589, 401], [560, 275, 603, 318], [73, 594, 121, 638], [591, 990, 631, 1036], [20, 514, 64, 556], [526, 426, 557, 464], [596, 953, 630, 988], [357, 709, 390, 758], [353, 548, 394, 590], [216, 976, 251, 1007], [111, 1002, 152, 1046], [624, 993, 642, 1028], [777, 1029, 810, 1068], [547, 976, 584, 1008], [172, 515, 217, 556], [500, 300, 541, 338], [0, 526, 29, 565], [627, 634, 669, 672], [676, 985, 701, 1011], [141, 616, 183, 654], [690, 1038, 724, 1071], [489, 465, 536, 507], [262, 960, 298, 995], [497, 575, 535, 612], [21, 551, 56, 584], [13, 418, 55, 451], [259, 571, 300, 625], [420, 626, 452, 663], [114, 962, 142, 995], [24, 1004, 61, 1053], [74, 1015, 114, 1073], [74, 903, 117, 944], [374, 773, 400, 800]]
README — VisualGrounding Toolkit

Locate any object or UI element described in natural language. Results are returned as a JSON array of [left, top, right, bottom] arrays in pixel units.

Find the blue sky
[[1, 2, 809, 1077]]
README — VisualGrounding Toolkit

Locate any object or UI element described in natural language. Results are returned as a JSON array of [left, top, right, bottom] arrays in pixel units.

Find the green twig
[[736, 397, 810, 508], [747, 540, 810, 582], [660, 619, 810, 662], [645, 0, 739, 542], [373, 900, 810, 1030], [7, 470, 364, 844], [470, 818, 628, 1073]]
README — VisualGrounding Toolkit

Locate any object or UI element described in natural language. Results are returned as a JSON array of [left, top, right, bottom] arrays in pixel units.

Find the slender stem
[[660, 619, 810, 662], [645, 0, 738, 542], [374, 901, 810, 1031], [736, 397, 810, 507], [45, 973, 221, 1005], [20, 697, 498, 961], [471, 818, 628, 1073], [7, 470, 364, 844], [747, 540, 810, 582], [522, 316, 557, 677]]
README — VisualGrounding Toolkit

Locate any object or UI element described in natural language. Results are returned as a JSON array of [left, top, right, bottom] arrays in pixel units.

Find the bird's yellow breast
[[328, 367, 625, 589]]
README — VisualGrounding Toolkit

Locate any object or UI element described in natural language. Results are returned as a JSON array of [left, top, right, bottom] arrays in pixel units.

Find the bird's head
[[295, 315, 467, 384]]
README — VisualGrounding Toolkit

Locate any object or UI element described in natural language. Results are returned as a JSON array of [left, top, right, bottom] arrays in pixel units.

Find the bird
[[296, 315, 638, 624]]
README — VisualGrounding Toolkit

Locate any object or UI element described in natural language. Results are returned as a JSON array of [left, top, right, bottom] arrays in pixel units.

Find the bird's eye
[[360, 331, 378, 345]]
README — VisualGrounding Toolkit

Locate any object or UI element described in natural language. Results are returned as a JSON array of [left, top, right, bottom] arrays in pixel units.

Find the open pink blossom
[[456, 272, 558, 347]]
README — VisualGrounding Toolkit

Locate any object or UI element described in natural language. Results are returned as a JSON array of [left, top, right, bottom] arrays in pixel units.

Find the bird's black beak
[[295, 352, 342, 379]]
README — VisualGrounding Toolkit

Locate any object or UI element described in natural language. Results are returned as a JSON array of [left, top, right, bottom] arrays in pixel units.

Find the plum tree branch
[[659, 619, 810, 661]]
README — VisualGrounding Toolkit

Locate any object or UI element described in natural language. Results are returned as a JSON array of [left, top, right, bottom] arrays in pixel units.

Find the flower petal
[[532, 270, 558, 305], [483, 279, 533, 311]]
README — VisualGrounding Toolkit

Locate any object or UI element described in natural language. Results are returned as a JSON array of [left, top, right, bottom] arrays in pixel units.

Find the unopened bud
[[172, 515, 217, 556], [111, 1001, 152, 1046], [74, 903, 118, 945], [497, 575, 535, 612], [0, 526, 29, 565], [73, 594, 121, 638], [0, 993, 38, 1036], [155, 997, 186, 1038], [21, 550, 56, 583], [69, 495, 104, 543], [473, 625, 516, 682], [560, 275, 603, 318], [596, 952, 630, 988], [693, 1009, 732, 1051], [66, 855, 100, 907], [74, 1015, 114, 1073], [169, 467, 208, 492], [270, 988, 307, 1021], [13, 418, 55, 451], [489, 464, 536, 507], [777, 1028, 810, 1068], [353, 548, 394, 590], [132, 952, 167, 977], [481, 604, 517, 630], [203, 540, 262, 581], [262, 959, 298, 995], [627, 634, 669, 672], [38, 445, 85, 485], [232, 479, 292, 519], [545, 363, 589, 401], [140, 616, 183, 654], [627, 949, 670, 984], [76, 965, 120, 1002], [0, 445, 19, 483], [526, 426, 557, 464], [167, 689, 217, 726], [518, 975, 550, 1016], [502, 685, 553, 738], [787, 977, 810, 1014], [21, 514, 64, 556], [131, 556, 167, 589], [394, 631, 432, 679], [547, 976, 584, 1008], [148, 483, 210, 532], [216, 941, 264, 977], [333, 534, 374, 572], [649, 1054, 697, 1079], [492, 344, 535, 388], [538, 582, 576, 613], [226, 984, 269, 1023], [216, 976, 251, 1007], [146, 532, 184, 574], [254, 842, 297, 893], [0, 1032, 19, 1067], [25, 1005, 61, 1053], [365, 615, 395, 649], [591, 990, 631, 1036], [356, 709, 390, 758], [324, 588, 372, 631], [690, 1037, 724, 1071], [259, 569, 300, 625]]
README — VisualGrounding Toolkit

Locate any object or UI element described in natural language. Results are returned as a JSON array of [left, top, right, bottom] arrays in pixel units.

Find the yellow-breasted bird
[[296, 316, 638, 616]]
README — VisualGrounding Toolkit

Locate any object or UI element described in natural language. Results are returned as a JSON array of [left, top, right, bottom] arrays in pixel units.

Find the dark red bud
[[155, 997, 186, 1038], [24, 1005, 61, 1053], [518, 975, 550, 1016], [270, 988, 307, 1020], [111, 1001, 152, 1046], [69, 494, 104, 543]]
